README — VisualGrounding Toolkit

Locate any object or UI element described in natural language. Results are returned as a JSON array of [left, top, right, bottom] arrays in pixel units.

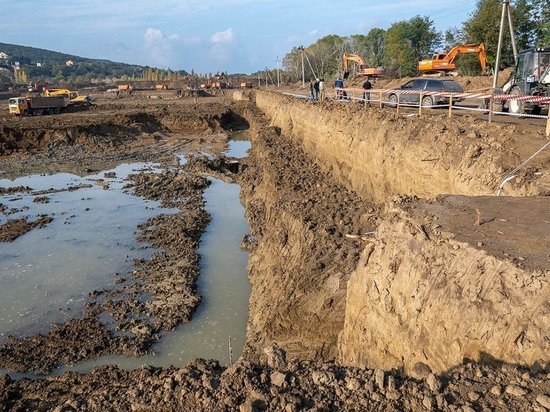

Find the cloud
[[210, 28, 235, 44], [308, 29, 319, 36], [183, 36, 202, 45], [143, 28, 181, 67]]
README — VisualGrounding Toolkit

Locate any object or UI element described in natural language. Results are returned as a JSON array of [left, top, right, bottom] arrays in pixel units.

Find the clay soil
[[0, 90, 548, 411]]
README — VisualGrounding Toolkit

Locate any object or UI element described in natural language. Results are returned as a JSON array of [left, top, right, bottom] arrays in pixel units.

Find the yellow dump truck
[[8, 96, 68, 115]]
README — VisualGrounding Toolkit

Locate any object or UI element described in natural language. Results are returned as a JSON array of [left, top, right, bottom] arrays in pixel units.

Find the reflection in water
[[0, 163, 171, 344], [1, 135, 252, 378], [51, 178, 250, 374]]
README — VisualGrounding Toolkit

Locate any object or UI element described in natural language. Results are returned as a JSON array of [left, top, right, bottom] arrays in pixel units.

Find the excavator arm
[[418, 43, 488, 74], [343, 54, 384, 79]]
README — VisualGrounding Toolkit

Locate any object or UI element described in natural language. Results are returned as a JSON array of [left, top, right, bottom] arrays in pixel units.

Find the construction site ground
[[0, 87, 548, 411]]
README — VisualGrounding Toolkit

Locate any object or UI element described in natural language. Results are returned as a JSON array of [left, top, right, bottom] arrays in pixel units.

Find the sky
[[0, 0, 478, 74]]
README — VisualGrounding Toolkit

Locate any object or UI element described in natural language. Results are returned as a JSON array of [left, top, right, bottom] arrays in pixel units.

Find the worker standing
[[319, 79, 326, 102], [334, 77, 344, 100], [309, 80, 315, 100], [313, 79, 320, 100], [362, 78, 372, 105]]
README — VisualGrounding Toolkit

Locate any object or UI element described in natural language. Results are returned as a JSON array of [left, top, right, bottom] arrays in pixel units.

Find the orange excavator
[[418, 43, 488, 74], [342, 54, 384, 79]]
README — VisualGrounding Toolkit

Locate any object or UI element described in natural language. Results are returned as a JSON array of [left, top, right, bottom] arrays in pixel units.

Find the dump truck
[[8, 96, 68, 115]]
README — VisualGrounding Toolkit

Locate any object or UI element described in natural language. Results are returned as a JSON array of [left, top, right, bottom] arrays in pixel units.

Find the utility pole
[[493, 0, 516, 88], [265, 67, 268, 88], [276, 56, 280, 88], [299, 46, 305, 87]]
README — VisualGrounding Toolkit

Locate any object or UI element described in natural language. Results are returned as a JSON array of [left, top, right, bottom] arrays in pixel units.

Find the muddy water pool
[[1, 138, 252, 377], [0, 163, 173, 344], [49, 138, 252, 374]]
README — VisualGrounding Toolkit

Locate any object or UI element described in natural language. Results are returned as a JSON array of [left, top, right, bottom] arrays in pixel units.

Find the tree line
[[282, 0, 549, 81]]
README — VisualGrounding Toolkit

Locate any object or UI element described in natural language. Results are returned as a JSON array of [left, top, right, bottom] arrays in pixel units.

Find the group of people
[[309, 79, 326, 101], [308, 76, 374, 103]]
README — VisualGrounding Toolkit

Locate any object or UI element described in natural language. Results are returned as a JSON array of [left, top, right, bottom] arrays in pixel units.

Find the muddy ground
[[0, 91, 549, 410]]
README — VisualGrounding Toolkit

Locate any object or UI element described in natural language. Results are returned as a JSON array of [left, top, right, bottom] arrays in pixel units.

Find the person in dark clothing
[[313, 79, 320, 100], [309, 80, 315, 100], [334, 77, 344, 99], [362, 78, 372, 104]]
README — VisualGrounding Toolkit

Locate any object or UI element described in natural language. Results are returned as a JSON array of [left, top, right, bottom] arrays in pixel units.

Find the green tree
[[362, 27, 386, 67], [382, 16, 440, 78]]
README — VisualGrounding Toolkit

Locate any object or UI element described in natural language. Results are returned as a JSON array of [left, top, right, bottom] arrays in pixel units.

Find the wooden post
[[448, 94, 453, 118], [379, 91, 383, 109], [546, 113, 550, 137], [418, 92, 423, 115], [397, 94, 401, 115], [488, 95, 494, 124]]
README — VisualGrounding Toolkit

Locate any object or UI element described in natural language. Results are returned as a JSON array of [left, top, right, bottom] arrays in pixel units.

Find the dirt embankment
[[253, 91, 550, 202], [238, 93, 549, 375], [338, 195, 549, 374], [0, 98, 246, 178], [235, 105, 377, 363]]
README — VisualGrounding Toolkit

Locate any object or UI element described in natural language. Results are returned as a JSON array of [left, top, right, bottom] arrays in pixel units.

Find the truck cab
[[505, 48, 550, 114], [8, 97, 25, 115]]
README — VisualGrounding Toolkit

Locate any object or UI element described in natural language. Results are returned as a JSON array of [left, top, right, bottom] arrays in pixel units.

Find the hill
[[0, 42, 187, 86]]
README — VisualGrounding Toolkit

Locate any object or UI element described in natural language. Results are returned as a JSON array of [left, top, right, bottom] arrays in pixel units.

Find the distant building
[[36, 62, 42, 67], [66, 60, 74, 67], [0, 52, 8, 60]]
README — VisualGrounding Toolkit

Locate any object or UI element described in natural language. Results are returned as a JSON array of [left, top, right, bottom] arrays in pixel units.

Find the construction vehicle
[[44, 88, 91, 106], [503, 47, 550, 115], [418, 43, 488, 75], [8, 96, 67, 115], [342, 54, 384, 79]]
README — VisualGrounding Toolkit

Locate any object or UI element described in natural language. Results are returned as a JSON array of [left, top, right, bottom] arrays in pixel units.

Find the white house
[[0, 52, 8, 60], [65, 60, 74, 67]]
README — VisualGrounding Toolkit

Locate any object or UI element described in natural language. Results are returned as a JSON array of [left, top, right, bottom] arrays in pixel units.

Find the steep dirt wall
[[338, 195, 549, 373], [238, 107, 376, 362], [253, 91, 550, 202]]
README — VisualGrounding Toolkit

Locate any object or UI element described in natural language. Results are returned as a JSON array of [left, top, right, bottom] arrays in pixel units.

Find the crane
[[418, 43, 488, 74], [342, 54, 384, 79]]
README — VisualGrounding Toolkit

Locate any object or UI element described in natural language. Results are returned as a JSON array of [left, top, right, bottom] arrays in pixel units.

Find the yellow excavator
[[43, 88, 91, 106], [342, 54, 384, 79], [418, 43, 488, 75]]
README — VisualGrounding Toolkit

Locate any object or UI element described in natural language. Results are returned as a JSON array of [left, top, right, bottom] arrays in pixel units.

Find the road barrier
[[327, 86, 550, 135]]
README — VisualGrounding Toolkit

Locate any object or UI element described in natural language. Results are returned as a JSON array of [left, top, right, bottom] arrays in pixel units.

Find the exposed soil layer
[[236, 105, 379, 362], [0, 215, 53, 242], [339, 195, 549, 374], [1, 346, 548, 411], [253, 91, 550, 201], [0, 96, 246, 178]]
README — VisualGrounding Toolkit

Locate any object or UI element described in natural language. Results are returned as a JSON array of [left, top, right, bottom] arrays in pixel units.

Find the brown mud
[[0, 90, 549, 410], [0, 215, 53, 242]]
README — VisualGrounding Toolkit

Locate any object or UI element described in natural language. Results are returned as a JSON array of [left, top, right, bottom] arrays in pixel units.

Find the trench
[[0, 134, 252, 378]]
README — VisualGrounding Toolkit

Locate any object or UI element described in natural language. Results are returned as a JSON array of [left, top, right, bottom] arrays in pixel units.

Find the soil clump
[[0, 215, 53, 242], [1, 345, 547, 411]]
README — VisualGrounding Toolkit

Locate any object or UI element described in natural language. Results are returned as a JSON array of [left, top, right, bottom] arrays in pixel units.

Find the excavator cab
[[505, 48, 550, 115]]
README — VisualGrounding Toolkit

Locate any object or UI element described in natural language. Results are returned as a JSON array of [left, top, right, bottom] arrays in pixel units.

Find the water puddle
[[0, 163, 172, 344], [227, 130, 252, 158], [1, 133, 252, 378]]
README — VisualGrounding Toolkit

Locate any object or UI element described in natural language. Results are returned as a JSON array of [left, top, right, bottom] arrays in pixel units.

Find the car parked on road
[[387, 78, 464, 107]]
